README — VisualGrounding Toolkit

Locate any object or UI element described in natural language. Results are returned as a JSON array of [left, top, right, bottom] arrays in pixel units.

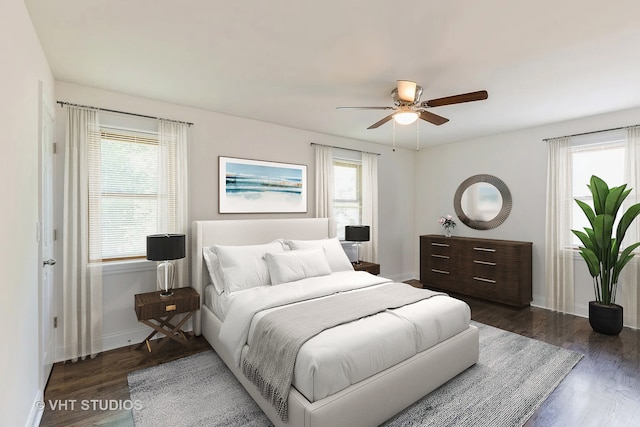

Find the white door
[[39, 87, 56, 390]]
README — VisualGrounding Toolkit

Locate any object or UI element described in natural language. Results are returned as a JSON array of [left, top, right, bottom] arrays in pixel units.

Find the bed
[[192, 218, 479, 427]]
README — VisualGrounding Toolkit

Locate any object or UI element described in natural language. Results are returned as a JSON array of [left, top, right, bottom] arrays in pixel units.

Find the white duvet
[[218, 271, 471, 402]]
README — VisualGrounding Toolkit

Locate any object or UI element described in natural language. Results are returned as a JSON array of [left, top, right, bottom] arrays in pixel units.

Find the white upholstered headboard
[[191, 218, 335, 335]]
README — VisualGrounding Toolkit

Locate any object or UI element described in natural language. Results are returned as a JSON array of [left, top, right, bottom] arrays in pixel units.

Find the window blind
[[333, 160, 362, 240], [89, 127, 166, 261]]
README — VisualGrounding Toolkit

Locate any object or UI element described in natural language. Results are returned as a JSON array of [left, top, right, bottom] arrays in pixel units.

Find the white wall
[[415, 105, 640, 317], [0, 1, 55, 426], [53, 82, 416, 355]]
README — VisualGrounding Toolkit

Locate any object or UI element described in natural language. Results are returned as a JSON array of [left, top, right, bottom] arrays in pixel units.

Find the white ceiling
[[25, 0, 640, 148]]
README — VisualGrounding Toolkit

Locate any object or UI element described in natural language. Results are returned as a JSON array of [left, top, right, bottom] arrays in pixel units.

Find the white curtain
[[545, 137, 574, 312], [620, 126, 640, 328], [158, 120, 190, 289], [361, 152, 379, 263], [314, 144, 334, 219], [62, 107, 102, 362]]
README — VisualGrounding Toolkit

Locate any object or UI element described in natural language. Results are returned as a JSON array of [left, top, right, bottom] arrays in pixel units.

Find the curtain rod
[[543, 124, 639, 142], [56, 101, 194, 126], [310, 142, 381, 156]]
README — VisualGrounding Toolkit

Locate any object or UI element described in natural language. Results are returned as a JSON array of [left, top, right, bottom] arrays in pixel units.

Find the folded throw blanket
[[241, 283, 444, 421]]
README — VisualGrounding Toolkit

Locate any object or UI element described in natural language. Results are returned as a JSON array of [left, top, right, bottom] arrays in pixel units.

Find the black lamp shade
[[345, 225, 370, 242], [146, 234, 186, 261]]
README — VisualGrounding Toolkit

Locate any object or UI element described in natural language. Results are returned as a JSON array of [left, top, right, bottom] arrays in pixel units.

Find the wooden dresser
[[420, 235, 532, 307]]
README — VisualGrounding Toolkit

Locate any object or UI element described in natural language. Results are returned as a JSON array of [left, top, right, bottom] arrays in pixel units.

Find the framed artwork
[[219, 156, 307, 213]]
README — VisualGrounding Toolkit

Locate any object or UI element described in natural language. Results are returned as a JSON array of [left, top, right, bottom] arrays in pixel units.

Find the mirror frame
[[453, 174, 512, 230]]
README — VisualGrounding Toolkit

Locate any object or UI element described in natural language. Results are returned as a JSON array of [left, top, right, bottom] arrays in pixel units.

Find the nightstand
[[352, 261, 380, 275], [134, 287, 200, 352]]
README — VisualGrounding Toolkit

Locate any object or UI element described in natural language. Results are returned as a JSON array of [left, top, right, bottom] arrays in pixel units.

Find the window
[[89, 127, 163, 262], [333, 159, 362, 240], [569, 130, 626, 246]]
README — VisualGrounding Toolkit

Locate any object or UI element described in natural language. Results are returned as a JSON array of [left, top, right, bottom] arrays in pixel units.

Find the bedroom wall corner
[[376, 145, 416, 281]]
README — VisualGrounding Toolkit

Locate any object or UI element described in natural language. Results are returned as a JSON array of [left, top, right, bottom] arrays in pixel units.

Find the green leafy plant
[[572, 175, 640, 305]]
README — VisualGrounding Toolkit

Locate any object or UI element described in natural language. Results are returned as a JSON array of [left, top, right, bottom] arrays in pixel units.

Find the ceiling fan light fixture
[[393, 111, 419, 125], [397, 80, 417, 102]]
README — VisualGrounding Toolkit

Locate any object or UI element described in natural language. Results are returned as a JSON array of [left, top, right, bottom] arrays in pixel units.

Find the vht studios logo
[[36, 399, 143, 411]]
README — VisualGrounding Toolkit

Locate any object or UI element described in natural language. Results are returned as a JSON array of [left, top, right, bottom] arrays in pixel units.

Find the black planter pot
[[588, 301, 623, 335]]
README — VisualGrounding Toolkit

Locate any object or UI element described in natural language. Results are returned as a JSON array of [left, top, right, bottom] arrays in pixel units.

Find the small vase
[[444, 228, 452, 238]]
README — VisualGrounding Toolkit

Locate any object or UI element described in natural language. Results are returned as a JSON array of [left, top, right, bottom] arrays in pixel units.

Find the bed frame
[[192, 218, 479, 427]]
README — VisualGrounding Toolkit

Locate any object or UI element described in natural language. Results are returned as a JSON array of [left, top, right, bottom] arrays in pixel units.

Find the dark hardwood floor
[[40, 337, 212, 426], [41, 283, 640, 427]]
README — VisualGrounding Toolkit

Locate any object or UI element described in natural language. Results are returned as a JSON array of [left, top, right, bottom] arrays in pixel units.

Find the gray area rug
[[128, 322, 582, 427]]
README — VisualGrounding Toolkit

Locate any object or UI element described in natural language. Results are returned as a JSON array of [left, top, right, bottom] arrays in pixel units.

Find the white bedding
[[218, 270, 471, 403], [204, 283, 231, 320]]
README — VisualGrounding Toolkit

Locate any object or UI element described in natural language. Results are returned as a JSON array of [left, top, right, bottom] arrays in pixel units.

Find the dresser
[[420, 235, 532, 307]]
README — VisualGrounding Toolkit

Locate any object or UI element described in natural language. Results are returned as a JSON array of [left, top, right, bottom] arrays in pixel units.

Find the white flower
[[439, 215, 456, 229]]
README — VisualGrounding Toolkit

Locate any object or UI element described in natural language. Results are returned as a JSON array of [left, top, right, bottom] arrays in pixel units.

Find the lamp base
[[354, 243, 362, 266], [158, 261, 174, 298]]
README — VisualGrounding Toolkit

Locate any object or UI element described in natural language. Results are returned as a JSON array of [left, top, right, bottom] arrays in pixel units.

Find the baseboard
[[573, 302, 589, 319], [26, 389, 44, 427], [55, 320, 196, 362], [531, 299, 639, 330], [530, 297, 548, 310], [101, 326, 159, 353]]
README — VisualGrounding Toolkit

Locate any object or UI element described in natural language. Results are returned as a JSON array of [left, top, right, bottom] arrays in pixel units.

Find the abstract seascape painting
[[219, 156, 307, 213]]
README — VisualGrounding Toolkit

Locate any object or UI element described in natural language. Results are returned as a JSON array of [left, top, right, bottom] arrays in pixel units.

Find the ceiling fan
[[337, 80, 488, 129]]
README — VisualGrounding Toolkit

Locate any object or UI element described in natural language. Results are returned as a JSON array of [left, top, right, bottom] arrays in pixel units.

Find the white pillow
[[202, 247, 225, 295], [214, 241, 286, 294], [265, 248, 332, 285], [285, 237, 354, 272]]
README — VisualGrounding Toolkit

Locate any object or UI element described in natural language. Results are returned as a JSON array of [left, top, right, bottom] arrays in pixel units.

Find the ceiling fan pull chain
[[416, 119, 420, 151], [392, 120, 396, 152]]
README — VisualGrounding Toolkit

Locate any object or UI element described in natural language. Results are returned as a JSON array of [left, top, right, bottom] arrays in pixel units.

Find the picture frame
[[219, 156, 307, 213]]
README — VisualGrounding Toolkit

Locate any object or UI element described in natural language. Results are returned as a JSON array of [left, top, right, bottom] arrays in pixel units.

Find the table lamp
[[146, 234, 186, 297], [345, 225, 370, 265]]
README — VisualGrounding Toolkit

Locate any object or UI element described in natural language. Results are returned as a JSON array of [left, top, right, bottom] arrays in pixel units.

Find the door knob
[[43, 258, 57, 266]]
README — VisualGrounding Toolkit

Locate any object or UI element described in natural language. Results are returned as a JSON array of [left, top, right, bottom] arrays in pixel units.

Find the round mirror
[[454, 174, 511, 230]]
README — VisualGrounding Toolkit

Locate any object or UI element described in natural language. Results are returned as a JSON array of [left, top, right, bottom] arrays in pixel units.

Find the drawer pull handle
[[473, 260, 496, 266], [473, 247, 496, 252], [431, 243, 450, 247], [165, 304, 177, 312], [431, 254, 450, 259], [431, 269, 450, 275], [473, 277, 497, 284]]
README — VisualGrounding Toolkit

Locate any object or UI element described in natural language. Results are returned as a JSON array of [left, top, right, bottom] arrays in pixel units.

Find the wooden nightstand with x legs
[[134, 287, 200, 352]]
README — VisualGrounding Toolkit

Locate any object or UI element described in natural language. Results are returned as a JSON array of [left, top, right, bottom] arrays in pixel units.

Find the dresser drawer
[[425, 262, 455, 287], [468, 274, 501, 300], [135, 288, 200, 321]]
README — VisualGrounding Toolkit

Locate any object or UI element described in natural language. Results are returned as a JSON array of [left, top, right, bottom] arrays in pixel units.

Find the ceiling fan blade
[[397, 80, 417, 102], [423, 90, 488, 108], [367, 114, 394, 129], [336, 106, 394, 110], [419, 110, 449, 126]]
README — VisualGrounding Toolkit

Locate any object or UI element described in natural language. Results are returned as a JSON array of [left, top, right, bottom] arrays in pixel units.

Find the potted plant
[[572, 175, 640, 335]]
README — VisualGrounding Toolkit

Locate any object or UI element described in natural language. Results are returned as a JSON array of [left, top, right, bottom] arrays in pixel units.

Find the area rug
[[127, 322, 582, 427]]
